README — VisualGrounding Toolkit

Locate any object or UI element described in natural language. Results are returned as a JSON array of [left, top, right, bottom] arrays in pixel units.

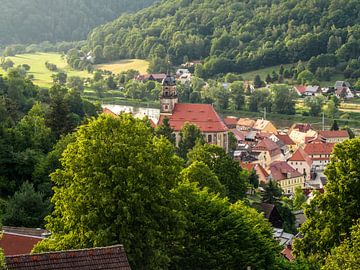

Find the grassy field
[[95, 59, 149, 74], [0, 53, 90, 88], [239, 63, 345, 87]]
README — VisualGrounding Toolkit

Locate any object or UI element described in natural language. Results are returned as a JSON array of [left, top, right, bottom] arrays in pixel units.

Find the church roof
[[158, 103, 228, 132], [162, 74, 176, 86]]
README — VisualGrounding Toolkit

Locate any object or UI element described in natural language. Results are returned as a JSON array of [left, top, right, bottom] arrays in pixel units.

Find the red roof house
[[158, 103, 228, 133], [0, 227, 49, 256], [318, 130, 349, 143], [223, 116, 238, 129], [241, 163, 270, 184], [5, 245, 131, 270]]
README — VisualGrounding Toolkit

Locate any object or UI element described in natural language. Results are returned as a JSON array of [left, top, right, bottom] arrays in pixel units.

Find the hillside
[[0, 0, 157, 45], [84, 0, 360, 76]]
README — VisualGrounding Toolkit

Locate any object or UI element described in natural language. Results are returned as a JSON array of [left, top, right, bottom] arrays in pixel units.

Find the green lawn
[[0, 53, 90, 88]]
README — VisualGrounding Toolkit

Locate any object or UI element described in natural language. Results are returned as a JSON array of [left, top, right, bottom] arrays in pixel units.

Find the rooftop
[[304, 142, 335, 155], [318, 130, 349, 138], [5, 245, 131, 270], [158, 103, 228, 132], [270, 161, 302, 181], [289, 148, 312, 166]]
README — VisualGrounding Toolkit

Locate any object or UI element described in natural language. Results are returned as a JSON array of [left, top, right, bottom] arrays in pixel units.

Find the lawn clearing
[[0, 52, 90, 88], [95, 59, 149, 74]]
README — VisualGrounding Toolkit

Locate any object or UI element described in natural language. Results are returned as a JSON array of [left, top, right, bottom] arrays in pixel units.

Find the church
[[157, 74, 229, 152]]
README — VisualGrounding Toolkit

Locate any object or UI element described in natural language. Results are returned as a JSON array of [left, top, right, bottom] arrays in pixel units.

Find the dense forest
[[0, 0, 157, 45], [80, 0, 360, 76]]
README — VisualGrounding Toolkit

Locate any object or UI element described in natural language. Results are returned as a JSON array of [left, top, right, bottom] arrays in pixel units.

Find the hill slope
[[85, 0, 360, 76], [0, 0, 157, 45]]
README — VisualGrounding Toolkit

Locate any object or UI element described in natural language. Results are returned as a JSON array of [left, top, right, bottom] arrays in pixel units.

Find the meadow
[[95, 59, 149, 74]]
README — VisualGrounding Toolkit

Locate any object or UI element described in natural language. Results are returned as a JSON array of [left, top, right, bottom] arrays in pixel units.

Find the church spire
[[160, 73, 178, 114]]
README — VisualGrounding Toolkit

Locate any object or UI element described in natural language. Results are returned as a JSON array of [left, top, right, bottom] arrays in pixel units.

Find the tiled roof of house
[[5, 245, 131, 270], [158, 103, 228, 132], [289, 148, 312, 166], [241, 163, 270, 178], [253, 138, 282, 157], [276, 134, 295, 146], [294, 85, 306, 95], [253, 119, 273, 131], [281, 245, 295, 261], [270, 161, 302, 181], [304, 142, 335, 155], [236, 118, 255, 128], [230, 129, 245, 141], [103, 107, 117, 116], [223, 116, 238, 127], [150, 73, 167, 80], [318, 130, 349, 138], [2, 227, 48, 237], [291, 123, 313, 133], [258, 203, 275, 219]]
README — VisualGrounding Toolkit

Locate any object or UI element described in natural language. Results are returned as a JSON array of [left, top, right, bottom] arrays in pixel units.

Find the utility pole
[[322, 112, 325, 131]]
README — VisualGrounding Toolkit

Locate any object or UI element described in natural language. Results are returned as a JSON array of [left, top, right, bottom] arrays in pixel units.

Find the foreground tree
[[155, 117, 175, 145], [294, 138, 360, 266], [171, 182, 280, 270], [177, 123, 204, 159], [34, 114, 184, 269], [187, 143, 248, 202]]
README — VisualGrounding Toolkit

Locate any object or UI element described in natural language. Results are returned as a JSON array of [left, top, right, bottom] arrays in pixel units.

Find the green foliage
[[262, 180, 283, 205], [304, 96, 325, 117], [155, 117, 176, 145], [254, 75, 265, 88], [330, 120, 339, 131], [297, 70, 315, 85], [34, 114, 184, 269], [294, 138, 360, 265], [270, 85, 296, 115], [187, 143, 248, 202], [3, 181, 50, 227], [178, 123, 205, 159], [180, 161, 225, 195], [322, 221, 360, 269], [171, 182, 280, 270], [0, 0, 156, 45]]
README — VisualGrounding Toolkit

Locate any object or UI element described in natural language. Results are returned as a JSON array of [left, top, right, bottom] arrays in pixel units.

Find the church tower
[[160, 74, 178, 114]]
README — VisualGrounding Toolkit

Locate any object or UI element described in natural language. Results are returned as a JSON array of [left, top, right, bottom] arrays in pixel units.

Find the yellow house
[[270, 161, 305, 194], [253, 119, 278, 134]]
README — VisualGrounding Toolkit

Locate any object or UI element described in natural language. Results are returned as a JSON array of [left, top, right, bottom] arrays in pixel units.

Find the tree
[[187, 143, 248, 202], [270, 85, 296, 115], [253, 74, 265, 88], [230, 81, 245, 110], [322, 99, 338, 118], [3, 181, 50, 227], [294, 138, 360, 265], [261, 180, 283, 204], [155, 117, 176, 145], [304, 96, 325, 116], [322, 221, 360, 270], [297, 70, 315, 84], [292, 186, 307, 210], [171, 182, 280, 269], [330, 120, 339, 131], [178, 123, 204, 159], [248, 89, 272, 112], [265, 73, 272, 84], [33, 114, 184, 269], [180, 161, 225, 195], [67, 76, 84, 93], [51, 72, 67, 85]]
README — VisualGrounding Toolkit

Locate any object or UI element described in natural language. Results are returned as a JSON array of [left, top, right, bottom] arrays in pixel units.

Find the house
[[276, 134, 297, 153], [288, 123, 317, 146], [223, 116, 238, 129], [255, 203, 284, 228], [253, 119, 278, 134], [158, 74, 229, 152], [236, 118, 255, 131], [176, 68, 190, 77], [5, 245, 131, 270], [335, 87, 354, 99], [252, 138, 284, 168], [0, 226, 50, 256], [179, 73, 192, 84], [241, 163, 270, 184], [288, 148, 312, 180], [102, 107, 117, 117], [269, 161, 304, 194], [334, 81, 351, 89], [230, 129, 245, 146], [318, 130, 349, 143], [303, 142, 335, 171], [294, 85, 321, 96]]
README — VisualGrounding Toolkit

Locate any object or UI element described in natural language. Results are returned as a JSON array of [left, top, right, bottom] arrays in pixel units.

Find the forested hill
[[85, 0, 360, 76], [0, 0, 157, 45]]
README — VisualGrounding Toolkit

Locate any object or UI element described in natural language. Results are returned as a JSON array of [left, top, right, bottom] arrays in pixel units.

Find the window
[[208, 134, 212, 143], [164, 105, 169, 110]]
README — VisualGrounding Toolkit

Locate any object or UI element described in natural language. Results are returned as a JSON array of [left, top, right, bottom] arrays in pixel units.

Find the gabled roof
[[304, 142, 335, 155], [318, 130, 349, 139], [158, 103, 228, 132], [5, 245, 131, 270], [289, 148, 312, 166], [236, 118, 255, 127], [294, 85, 306, 95], [230, 129, 245, 141], [103, 107, 117, 117], [253, 119, 275, 131], [223, 116, 238, 127], [253, 138, 282, 157], [270, 161, 302, 181], [290, 123, 313, 133], [276, 134, 295, 146]]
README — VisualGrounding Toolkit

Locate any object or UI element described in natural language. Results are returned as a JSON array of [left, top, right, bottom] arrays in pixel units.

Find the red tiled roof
[[241, 163, 270, 178], [237, 118, 255, 127], [158, 103, 228, 132], [304, 142, 335, 155], [270, 161, 302, 181], [253, 138, 282, 157], [318, 130, 349, 138], [289, 148, 312, 166], [223, 116, 238, 127], [150, 73, 166, 80], [0, 233, 43, 256], [291, 123, 313, 133], [281, 246, 295, 261], [276, 134, 295, 145], [230, 129, 245, 141], [5, 245, 131, 270], [294, 85, 306, 95], [103, 107, 117, 117]]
